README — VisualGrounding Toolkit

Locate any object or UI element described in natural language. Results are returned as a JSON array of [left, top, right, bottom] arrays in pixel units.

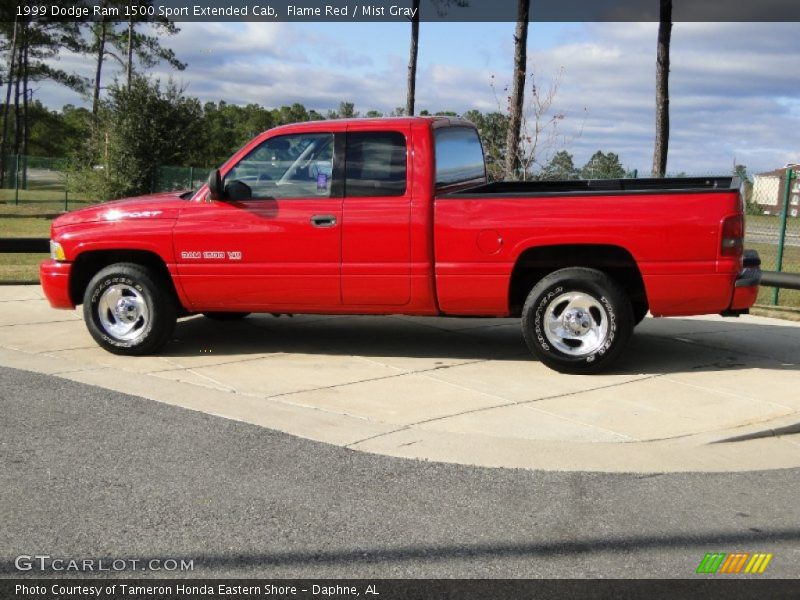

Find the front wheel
[[521, 267, 633, 374], [83, 263, 176, 355]]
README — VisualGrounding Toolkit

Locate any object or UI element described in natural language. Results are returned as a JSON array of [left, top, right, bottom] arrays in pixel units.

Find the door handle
[[311, 215, 337, 228]]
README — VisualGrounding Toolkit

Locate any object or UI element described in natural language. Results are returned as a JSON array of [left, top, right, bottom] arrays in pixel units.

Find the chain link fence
[[0, 155, 211, 283], [746, 167, 799, 307], [0, 154, 208, 213], [0, 155, 78, 212], [155, 165, 209, 195]]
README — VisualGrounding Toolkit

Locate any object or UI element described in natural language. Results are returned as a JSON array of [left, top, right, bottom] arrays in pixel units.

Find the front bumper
[[727, 250, 761, 313], [39, 259, 74, 309]]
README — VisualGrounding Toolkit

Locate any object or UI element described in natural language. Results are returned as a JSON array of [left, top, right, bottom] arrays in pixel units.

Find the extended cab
[[40, 117, 761, 373]]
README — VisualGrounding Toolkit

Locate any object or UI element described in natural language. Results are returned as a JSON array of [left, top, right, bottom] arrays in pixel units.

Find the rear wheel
[[83, 263, 176, 355], [632, 302, 649, 326], [521, 267, 633, 374]]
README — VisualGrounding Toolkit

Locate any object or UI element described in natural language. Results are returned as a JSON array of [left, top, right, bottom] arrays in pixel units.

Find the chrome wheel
[[97, 284, 149, 342], [543, 291, 609, 357]]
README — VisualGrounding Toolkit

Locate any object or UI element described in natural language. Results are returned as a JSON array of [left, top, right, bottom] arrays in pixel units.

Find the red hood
[[53, 191, 188, 229]]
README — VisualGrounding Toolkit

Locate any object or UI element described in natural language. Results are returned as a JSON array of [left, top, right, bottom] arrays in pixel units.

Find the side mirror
[[224, 179, 252, 201], [207, 169, 223, 200]]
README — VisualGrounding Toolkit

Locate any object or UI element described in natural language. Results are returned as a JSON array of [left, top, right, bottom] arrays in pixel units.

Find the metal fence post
[[771, 167, 794, 305], [64, 172, 69, 212], [189, 166, 194, 189]]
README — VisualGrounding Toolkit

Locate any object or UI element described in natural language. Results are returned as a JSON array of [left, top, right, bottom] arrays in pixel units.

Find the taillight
[[721, 214, 744, 257]]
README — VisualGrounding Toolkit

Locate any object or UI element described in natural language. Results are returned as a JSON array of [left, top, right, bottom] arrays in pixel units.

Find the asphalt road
[[1, 366, 799, 579]]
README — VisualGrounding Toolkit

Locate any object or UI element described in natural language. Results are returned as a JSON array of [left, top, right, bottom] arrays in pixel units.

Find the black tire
[[202, 312, 251, 321], [83, 263, 176, 355], [632, 302, 649, 326], [521, 267, 633, 374]]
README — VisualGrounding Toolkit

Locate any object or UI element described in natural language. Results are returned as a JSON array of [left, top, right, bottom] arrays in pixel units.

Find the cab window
[[224, 133, 334, 200], [345, 132, 407, 197], [434, 126, 485, 188]]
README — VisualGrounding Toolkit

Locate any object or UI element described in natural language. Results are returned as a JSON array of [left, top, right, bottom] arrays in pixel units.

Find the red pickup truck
[[40, 117, 760, 373]]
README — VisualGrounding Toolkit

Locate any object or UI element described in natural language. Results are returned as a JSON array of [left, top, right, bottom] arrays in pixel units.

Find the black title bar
[[6, 0, 800, 22]]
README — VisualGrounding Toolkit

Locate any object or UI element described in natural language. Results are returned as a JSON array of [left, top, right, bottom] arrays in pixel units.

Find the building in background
[[753, 165, 800, 217]]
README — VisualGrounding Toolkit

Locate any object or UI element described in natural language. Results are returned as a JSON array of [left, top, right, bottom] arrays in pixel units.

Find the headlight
[[49, 240, 66, 261]]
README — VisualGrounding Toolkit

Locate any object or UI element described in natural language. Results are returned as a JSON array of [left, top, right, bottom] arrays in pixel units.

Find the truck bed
[[432, 176, 745, 317], [440, 177, 739, 198]]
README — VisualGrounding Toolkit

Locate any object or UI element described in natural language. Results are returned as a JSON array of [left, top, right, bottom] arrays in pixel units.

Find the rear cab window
[[434, 126, 486, 191]]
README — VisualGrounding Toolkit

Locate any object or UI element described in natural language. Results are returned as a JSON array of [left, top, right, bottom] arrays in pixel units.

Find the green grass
[[0, 214, 51, 281], [0, 186, 73, 279], [746, 213, 800, 228], [0, 188, 93, 215], [0, 192, 94, 286], [746, 214, 776, 227], [0, 217, 53, 237], [0, 188, 90, 202], [750, 241, 800, 308], [0, 253, 43, 282], [757, 290, 800, 309]]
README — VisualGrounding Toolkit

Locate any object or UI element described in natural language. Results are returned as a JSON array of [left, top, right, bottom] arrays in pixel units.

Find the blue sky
[[33, 21, 800, 175]]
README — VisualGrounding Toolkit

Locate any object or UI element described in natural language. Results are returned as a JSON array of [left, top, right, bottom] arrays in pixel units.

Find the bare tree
[[405, 0, 467, 117], [505, 0, 530, 179], [517, 70, 582, 179], [405, 0, 421, 116], [494, 68, 585, 180], [652, 0, 672, 177]]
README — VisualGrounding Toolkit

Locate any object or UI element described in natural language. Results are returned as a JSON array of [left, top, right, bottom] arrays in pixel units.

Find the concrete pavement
[[1, 284, 799, 473]]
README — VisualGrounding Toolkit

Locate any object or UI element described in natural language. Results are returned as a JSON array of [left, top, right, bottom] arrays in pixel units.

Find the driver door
[[174, 132, 343, 311]]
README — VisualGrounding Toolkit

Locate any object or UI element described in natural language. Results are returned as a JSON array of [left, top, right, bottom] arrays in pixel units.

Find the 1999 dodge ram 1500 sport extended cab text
[[40, 117, 761, 374]]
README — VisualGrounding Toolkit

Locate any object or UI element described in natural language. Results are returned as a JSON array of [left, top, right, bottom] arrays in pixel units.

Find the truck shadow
[[617, 317, 800, 375], [162, 314, 800, 375]]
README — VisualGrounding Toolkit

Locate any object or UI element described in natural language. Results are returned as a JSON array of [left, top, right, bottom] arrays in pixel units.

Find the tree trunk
[[22, 26, 29, 157], [405, 0, 420, 117], [93, 19, 108, 118], [13, 41, 22, 157], [21, 24, 29, 189], [505, 0, 530, 180], [652, 0, 672, 177], [0, 17, 19, 188], [126, 19, 134, 88]]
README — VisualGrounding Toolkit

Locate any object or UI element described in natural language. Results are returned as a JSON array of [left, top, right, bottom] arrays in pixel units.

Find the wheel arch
[[69, 249, 179, 308], [508, 244, 648, 317]]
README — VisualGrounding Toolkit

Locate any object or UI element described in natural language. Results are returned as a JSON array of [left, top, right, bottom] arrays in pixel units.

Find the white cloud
[[510, 22, 800, 174], [26, 21, 800, 174]]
